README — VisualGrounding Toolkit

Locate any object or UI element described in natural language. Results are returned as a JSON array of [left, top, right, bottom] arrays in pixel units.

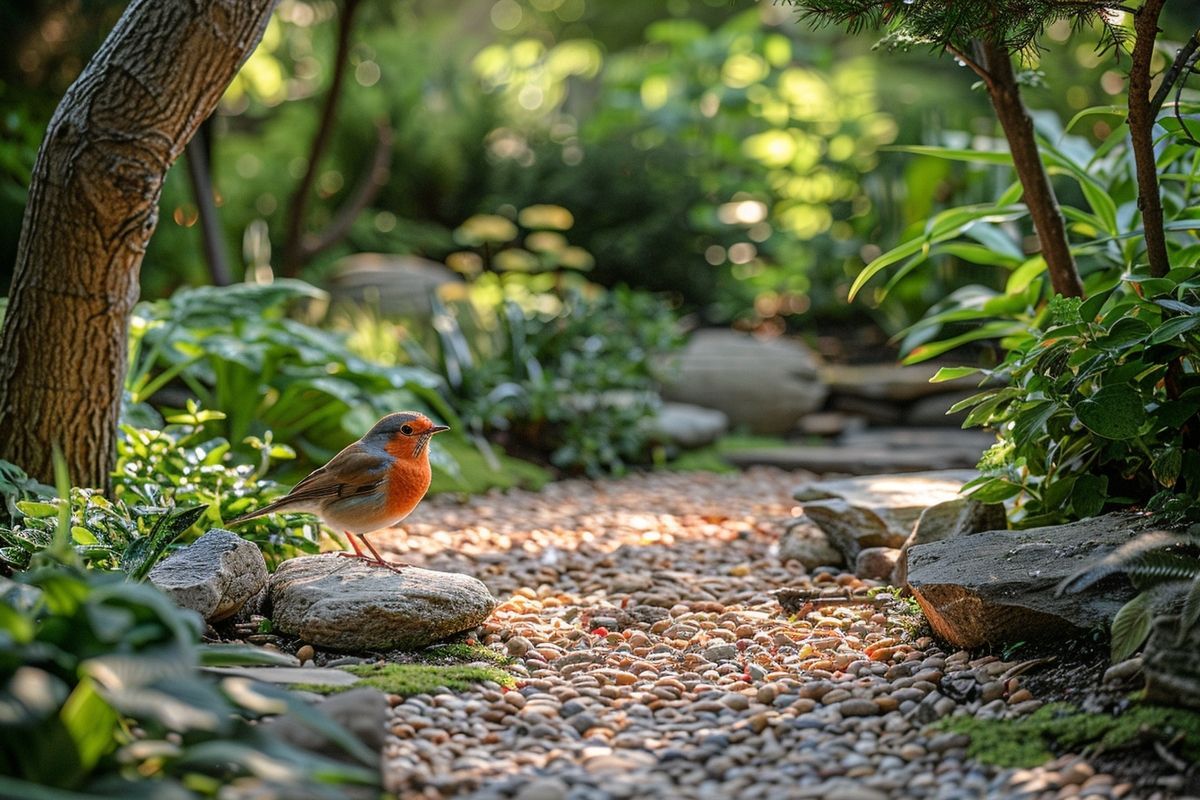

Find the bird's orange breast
[[384, 457, 432, 521]]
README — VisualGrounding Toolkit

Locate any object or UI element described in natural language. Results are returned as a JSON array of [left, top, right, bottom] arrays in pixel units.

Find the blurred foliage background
[[9, 0, 1183, 334]]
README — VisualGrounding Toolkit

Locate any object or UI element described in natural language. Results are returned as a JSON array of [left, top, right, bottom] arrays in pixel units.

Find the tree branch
[[280, 0, 363, 278], [946, 43, 996, 91], [299, 118, 392, 261], [185, 118, 233, 286], [1128, 0, 1170, 278], [1149, 29, 1200, 119]]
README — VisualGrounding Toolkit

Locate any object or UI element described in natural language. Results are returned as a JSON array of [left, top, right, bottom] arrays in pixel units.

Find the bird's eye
[[400, 424, 414, 436]]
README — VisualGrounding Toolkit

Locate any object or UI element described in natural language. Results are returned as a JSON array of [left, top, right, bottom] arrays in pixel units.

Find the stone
[[328, 254, 461, 318], [893, 497, 1006, 586], [203, 666, 360, 687], [907, 512, 1150, 648], [779, 516, 845, 569], [660, 329, 826, 435], [793, 470, 977, 562], [905, 390, 978, 427], [1144, 615, 1200, 709], [514, 777, 569, 800], [726, 432, 989, 474], [797, 411, 866, 438], [263, 687, 387, 768], [1103, 657, 1144, 687], [855, 547, 901, 582], [269, 555, 496, 651], [821, 362, 982, 403], [645, 402, 729, 449], [149, 530, 267, 622]]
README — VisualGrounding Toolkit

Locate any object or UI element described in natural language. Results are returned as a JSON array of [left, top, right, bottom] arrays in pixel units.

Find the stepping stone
[[203, 666, 362, 687], [821, 362, 981, 402], [269, 555, 497, 651], [906, 512, 1148, 647], [790, 470, 977, 562]]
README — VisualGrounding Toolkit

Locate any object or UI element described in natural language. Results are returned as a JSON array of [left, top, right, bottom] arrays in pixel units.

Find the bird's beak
[[428, 424, 450, 435]]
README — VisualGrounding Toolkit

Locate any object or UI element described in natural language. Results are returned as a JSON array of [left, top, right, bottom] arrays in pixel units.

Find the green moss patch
[[297, 663, 514, 696], [937, 702, 1200, 768], [663, 434, 790, 474], [429, 435, 550, 495], [415, 643, 512, 665]]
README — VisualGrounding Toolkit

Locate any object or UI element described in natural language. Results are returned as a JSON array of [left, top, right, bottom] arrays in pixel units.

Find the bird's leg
[[359, 533, 410, 572], [337, 531, 369, 560]]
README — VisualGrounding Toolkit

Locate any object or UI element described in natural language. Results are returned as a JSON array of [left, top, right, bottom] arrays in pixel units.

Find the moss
[[297, 662, 515, 697], [414, 643, 512, 665], [936, 702, 1200, 768], [662, 434, 791, 474], [428, 435, 550, 495]]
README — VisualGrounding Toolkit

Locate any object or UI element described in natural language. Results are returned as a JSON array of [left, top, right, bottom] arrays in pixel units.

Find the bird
[[227, 411, 449, 571]]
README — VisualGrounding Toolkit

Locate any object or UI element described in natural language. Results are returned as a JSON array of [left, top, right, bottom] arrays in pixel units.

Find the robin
[[228, 411, 449, 571]]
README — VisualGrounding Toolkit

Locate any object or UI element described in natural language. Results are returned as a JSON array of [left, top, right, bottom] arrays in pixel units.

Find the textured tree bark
[[1129, 0, 1170, 279], [978, 40, 1084, 299], [0, 0, 277, 489]]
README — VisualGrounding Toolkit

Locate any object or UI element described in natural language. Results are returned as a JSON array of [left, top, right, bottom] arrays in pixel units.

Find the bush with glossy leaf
[[1, 409, 312, 575], [0, 565, 377, 798]]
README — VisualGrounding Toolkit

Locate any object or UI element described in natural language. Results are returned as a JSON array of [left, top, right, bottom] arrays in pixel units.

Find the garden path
[[374, 469, 1126, 800]]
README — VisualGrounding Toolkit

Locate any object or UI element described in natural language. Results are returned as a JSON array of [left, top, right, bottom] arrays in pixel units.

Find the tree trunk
[[978, 40, 1084, 299], [0, 0, 277, 489], [1129, 0, 1170, 279]]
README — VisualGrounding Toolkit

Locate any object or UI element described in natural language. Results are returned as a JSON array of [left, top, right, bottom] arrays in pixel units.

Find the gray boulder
[[907, 512, 1150, 648], [855, 547, 901, 582], [893, 497, 1006, 586], [779, 516, 844, 569], [647, 402, 729, 449], [794, 470, 976, 563], [660, 330, 826, 435], [149, 530, 267, 623], [269, 555, 496, 651], [328, 254, 460, 317], [1144, 615, 1200, 710]]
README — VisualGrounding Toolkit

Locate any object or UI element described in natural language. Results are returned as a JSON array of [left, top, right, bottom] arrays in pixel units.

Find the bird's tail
[[226, 498, 296, 527]]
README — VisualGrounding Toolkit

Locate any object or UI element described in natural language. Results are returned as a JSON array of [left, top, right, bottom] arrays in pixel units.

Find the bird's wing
[[282, 445, 390, 505]]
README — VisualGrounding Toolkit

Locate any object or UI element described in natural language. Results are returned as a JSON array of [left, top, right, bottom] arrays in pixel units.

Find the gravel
[[369, 468, 1142, 800]]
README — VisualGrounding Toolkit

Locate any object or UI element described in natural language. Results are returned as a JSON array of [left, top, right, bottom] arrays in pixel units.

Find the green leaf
[[1152, 447, 1183, 488], [965, 479, 1023, 503], [1070, 474, 1108, 518], [197, 644, 298, 667], [1110, 592, 1152, 663], [1075, 385, 1145, 440], [58, 676, 118, 773], [1149, 314, 1200, 344], [884, 144, 1014, 165], [931, 367, 979, 383]]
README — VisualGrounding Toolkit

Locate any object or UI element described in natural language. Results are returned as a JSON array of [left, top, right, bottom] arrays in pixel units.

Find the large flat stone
[[821, 363, 981, 402], [907, 512, 1150, 648], [725, 444, 983, 474], [791, 470, 977, 561], [269, 556, 497, 652]]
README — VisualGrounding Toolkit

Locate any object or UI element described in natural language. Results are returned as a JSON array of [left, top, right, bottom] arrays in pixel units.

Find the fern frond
[[1127, 550, 1200, 590], [1057, 531, 1188, 595], [1180, 574, 1200, 644]]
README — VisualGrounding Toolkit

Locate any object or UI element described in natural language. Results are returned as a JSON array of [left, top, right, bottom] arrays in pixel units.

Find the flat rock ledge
[[907, 512, 1151, 648], [269, 555, 497, 651]]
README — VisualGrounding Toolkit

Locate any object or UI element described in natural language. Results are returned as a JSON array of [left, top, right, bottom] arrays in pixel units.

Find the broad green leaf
[[1070, 474, 1108, 518], [884, 144, 1014, 165], [965, 479, 1023, 503], [1110, 592, 1152, 662], [1152, 447, 1183, 488], [1149, 315, 1200, 344], [1074, 385, 1145, 440], [931, 367, 979, 383]]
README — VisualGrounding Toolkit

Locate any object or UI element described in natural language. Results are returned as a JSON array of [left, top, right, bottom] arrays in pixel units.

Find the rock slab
[[794, 470, 977, 563], [660, 330, 826, 435], [647, 402, 729, 449], [149, 530, 267, 622], [270, 555, 497, 651], [778, 516, 844, 569], [906, 512, 1149, 648], [893, 497, 1007, 586]]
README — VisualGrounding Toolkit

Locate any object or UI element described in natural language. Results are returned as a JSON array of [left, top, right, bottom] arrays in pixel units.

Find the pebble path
[[375, 468, 1149, 800]]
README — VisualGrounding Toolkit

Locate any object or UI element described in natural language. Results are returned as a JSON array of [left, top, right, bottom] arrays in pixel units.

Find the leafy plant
[[0, 564, 378, 798], [1060, 526, 1200, 662], [949, 271, 1200, 526], [127, 279, 454, 471], [403, 276, 683, 476], [1, 407, 314, 574]]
